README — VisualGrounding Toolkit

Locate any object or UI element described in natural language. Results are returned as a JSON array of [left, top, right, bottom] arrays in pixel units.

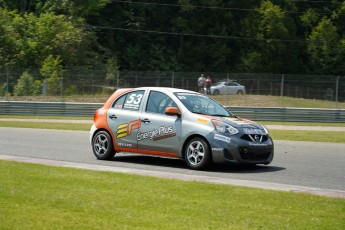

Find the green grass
[[212, 94, 345, 109], [261, 121, 345, 127], [270, 130, 345, 143], [0, 121, 90, 131], [0, 160, 344, 229], [0, 115, 91, 120]]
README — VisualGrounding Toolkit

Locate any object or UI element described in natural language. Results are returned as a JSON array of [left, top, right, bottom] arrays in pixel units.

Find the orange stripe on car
[[116, 147, 178, 158]]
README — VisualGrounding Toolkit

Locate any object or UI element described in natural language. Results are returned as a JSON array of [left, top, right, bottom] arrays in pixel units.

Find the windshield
[[174, 92, 235, 117]]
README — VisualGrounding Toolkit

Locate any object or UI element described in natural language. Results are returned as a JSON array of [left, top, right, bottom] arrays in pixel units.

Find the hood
[[220, 117, 264, 129], [196, 114, 266, 131]]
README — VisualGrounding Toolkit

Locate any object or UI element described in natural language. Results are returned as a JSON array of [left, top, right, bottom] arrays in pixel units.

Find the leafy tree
[[105, 57, 119, 85], [40, 55, 63, 79], [0, 83, 8, 96], [47, 74, 61, 96], [40, 55, 63, 96], [241, 0, 299, 73], [300, 8, 320, 33], [307, 17, 343, 75], [0, 5, 106, 70], [0, 8, 21, 67], [1, 0, 345, 76], [1, 0, 109, 17], [13, 71, 41, 96]]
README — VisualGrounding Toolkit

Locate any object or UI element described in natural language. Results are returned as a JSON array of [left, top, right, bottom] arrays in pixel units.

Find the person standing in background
[[205, 76, 212, 95], [197, 74, 206, 93]]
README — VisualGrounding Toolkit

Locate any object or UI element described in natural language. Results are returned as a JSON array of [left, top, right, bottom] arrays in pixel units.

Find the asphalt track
[[0, 127, 344, 198]]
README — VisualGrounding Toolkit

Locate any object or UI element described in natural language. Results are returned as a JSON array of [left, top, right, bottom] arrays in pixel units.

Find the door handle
[[109, 114, 117, 119], [141, 118, 150, 123]]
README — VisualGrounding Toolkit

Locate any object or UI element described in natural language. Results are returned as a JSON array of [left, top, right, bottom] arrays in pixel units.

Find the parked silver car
[[207, 81, 246, 95], [90, 87, 273, 170]]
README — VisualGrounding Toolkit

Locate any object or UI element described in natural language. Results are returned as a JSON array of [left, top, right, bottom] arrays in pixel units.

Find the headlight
[[261, 125, 269, 135], [211, 120, 239, 135]]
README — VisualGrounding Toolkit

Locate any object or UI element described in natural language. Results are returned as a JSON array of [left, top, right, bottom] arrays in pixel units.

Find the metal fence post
[[280, 74, 284, 107], [257, 80, 260, 95], [6, 68, 9, 94], [335, 76, 339, 108], [156, 75, 160, 87], [116, 71, 119, 89], [171, 71, 175, 88], [280, 74, 284, 97], [60, 70, 64, 101]]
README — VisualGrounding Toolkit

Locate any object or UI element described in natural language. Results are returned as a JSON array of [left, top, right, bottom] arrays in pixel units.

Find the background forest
[[0, 0, 344, 98]]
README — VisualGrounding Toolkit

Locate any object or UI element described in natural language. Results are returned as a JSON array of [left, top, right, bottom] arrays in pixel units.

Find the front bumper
[[209, 132, 274, 165]]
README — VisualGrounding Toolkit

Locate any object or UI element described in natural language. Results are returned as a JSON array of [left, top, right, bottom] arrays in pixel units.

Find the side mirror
[[165, 107, 181, 117]]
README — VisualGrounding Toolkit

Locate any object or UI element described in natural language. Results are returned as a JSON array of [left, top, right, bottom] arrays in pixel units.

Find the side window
[[112, 90, 144, 111], [113, 94, 126, 108], [146, 91, 176, 114]]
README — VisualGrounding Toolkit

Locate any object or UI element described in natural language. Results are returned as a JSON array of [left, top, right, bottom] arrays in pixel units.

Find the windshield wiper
[[193, 112, 235, 118], [210, 114, 228, 117], [193, 112, 209, 115]]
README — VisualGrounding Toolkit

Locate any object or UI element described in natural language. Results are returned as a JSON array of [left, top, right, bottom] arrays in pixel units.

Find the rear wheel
[[184, 137, 211, 170], [237, 90, 244, 95], [92, 131, 115, 160], [213, 89, 220, 95]]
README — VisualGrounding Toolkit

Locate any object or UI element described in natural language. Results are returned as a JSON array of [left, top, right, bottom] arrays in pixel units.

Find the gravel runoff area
[[1, 118, 345, 131]]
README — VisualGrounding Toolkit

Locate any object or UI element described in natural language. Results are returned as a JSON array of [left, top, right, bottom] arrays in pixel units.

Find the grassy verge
[[269, 130, 345, 143], [260, 121, 345, 127], [0, 115, 91, 120], [0, 160, 344, 229], [0, 121, 90, 131], [212, 94, 345, 109]]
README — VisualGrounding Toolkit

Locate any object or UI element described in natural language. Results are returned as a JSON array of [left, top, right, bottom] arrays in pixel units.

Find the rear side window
[[112, 90, 145, 111]]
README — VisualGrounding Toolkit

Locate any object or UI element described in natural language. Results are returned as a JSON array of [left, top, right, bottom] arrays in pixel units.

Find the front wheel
[[184, 137, 211, 170], [92, 131, 115, 160]]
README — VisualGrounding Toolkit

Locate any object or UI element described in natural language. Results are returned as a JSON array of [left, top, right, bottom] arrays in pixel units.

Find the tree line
[[0, 0, 344, 96]]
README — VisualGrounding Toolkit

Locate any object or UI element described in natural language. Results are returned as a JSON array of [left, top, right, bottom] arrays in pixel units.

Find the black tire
[[213, 89, 220, 95], [92, 131, 115, 160], [184, 137, 211, 170], [237, 90, 243, 95]]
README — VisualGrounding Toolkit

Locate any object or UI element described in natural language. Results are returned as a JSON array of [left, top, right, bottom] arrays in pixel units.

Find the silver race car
[[90, 87, 274, 170]]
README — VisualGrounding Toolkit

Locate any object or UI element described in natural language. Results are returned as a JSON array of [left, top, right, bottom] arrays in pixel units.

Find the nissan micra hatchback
[[90, 87, 274, 170]]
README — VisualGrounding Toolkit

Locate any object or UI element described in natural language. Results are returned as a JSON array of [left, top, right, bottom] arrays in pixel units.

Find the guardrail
[[227, 106, 345, 123], [0, 101, 101, 117], [1, 101, 344, 122]]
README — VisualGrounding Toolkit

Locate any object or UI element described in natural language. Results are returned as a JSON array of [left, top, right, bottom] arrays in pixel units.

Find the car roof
[[135, 87, 199, 94]]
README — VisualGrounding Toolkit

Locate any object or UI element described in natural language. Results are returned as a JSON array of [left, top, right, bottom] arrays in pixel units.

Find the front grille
[[240, 152, 271, 161], [239, 148, 272, 161], [241, 134, 268, 143]]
